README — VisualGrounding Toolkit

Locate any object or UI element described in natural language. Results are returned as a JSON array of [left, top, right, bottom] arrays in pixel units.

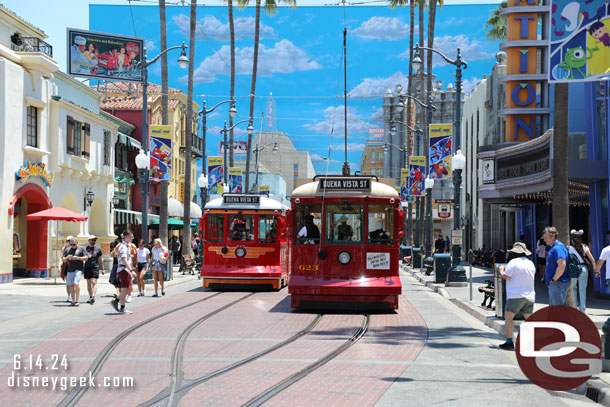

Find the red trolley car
[[201, 194, 288, 290], [287, 176, 404, 309]]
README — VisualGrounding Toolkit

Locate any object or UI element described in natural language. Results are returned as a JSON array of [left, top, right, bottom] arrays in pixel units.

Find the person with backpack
[[568, 230, 596, 312]]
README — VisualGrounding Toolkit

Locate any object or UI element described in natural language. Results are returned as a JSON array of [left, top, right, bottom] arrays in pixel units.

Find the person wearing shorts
[[84, 235, 104, 305], [497, 241, 536, 350], [136, 239, 150, 297], [112, 230, 136, 313], [63, 238, 88, 307]]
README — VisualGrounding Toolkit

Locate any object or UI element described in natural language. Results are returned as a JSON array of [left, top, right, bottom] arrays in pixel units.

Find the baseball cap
[[88, 235, 97, 240], [66, 235, 74, 242]]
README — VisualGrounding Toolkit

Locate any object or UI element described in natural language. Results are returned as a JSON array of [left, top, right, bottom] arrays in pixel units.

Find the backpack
[[567, 251, 583, 278]]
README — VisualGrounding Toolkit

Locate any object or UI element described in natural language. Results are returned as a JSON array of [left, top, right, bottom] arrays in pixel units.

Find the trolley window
[[206, 214, 225, 243], [325, 203, 363, 244], [295, 204, 321, 244], [258, 215, 277, 243], [368, 204, 393, 244], [228, 213, 254, 241]]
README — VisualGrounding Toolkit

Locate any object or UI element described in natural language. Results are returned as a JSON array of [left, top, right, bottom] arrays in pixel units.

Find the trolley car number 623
[[298, 264, 319, 271]]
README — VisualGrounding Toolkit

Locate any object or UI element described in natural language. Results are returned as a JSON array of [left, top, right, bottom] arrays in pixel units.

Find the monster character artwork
[[558, 46, 598, 79]]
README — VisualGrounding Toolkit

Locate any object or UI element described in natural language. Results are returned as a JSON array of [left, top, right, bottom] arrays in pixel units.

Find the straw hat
[[507, 241, 531, 257]]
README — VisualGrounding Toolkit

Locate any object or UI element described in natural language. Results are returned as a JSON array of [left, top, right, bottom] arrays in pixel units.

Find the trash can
[[434, 253, 452, 283], [400, 245, 412, 264], [412, 248, 422, 268], [494, 263, 507, 319]]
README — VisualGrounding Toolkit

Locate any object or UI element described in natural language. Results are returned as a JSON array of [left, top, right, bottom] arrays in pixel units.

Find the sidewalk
[[402, 262, 610, 406]]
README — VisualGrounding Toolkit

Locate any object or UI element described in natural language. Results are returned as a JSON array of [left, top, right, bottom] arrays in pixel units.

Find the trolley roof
[[291, 176, 399, 198], [205, 194, 288, 211]]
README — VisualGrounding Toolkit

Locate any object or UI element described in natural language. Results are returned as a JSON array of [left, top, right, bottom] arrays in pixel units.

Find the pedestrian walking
[[435, 235, 444, 253], [444, 236, 450, 253], [111, 230, 136, 313], [84, 235, 104, 305], [136, 239, 151, 297], [60, 235, 74, 303], [535, 237, 548, 282], [109, 234, 123, 300], [497, 241, 536, 350], [171, 235, 181, 265], [543, 226, 572, 306], [151, 238, 169, 297], [568, 230, 596, 312], [62, 238, 87, 306], [595, 231, 610, 288]]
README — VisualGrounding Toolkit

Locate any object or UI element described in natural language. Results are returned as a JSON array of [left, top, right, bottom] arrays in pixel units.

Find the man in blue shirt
[[544, 226, 572, 305]]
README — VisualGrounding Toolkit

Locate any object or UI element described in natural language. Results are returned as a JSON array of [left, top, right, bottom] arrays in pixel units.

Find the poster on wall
[[67, 28, 144, 82], [207, 156, 224, 194], [429, 124, 452, 179], [408, 156, 426, 197], [219, 140, 248, 157], [150, 125, 172, 181], [549, 1, 610, 82], [228, 168, 243, 193]]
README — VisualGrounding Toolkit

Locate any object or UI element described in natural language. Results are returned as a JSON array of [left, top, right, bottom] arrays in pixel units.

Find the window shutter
[[82, 123, 91, 159], [67, 116, 74, 154]]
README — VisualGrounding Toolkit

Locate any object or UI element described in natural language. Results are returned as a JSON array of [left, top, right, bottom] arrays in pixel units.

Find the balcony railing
[[180, 132, 203, 157], [11, 37, 53, 58]]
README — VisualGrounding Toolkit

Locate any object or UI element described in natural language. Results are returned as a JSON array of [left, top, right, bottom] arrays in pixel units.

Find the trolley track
[[57, 291, 225, 407], [140, 313, 324, 407], [242, 314, 370, 407]]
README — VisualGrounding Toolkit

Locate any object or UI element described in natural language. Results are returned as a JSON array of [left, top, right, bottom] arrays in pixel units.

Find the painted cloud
[[173, 14, 275, 41], [352, 17, 410, 41]]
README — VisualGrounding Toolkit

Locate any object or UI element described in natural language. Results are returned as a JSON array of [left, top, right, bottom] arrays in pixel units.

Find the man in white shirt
[[497, 241, 536, 350], [595, 239, 610, 288]]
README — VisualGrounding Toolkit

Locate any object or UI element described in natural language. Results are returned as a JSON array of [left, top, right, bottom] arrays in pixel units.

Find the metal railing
[[180, 132, 203, 156], [11, 37, 53, 58]]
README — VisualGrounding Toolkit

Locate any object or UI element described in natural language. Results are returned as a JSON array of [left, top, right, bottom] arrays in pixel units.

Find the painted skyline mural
[[89, 4, 499, 175]]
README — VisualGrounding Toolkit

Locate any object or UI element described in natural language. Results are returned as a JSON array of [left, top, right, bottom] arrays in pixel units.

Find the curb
[[402, 265, 610, 407]]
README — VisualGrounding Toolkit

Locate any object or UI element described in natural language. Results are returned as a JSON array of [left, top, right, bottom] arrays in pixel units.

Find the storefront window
[[228, 213, 254, 241], [295, 204, 321, 244], [325, 203, 363, 243], [368, 204, 393, 244], [207, 214, 224, 243], [258, 215, 277, 243]]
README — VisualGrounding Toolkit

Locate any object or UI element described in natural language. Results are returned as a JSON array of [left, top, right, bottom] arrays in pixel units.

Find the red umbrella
[[27, 207, 88, 222]]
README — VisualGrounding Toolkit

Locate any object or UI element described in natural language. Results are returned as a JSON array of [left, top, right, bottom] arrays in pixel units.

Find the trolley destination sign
[[319, 178, 371, 191], [223, 194, 260, 204]]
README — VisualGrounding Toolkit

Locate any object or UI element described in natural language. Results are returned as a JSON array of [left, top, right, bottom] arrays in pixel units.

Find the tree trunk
[[407, 0, 415, 245], [159, 0, 169, 249], [245, 0, 261, 193], [553, 83, 569, 243], [228, 0, 236, 168], [417, 0, 425, 248], [182, 0, 197, 256]]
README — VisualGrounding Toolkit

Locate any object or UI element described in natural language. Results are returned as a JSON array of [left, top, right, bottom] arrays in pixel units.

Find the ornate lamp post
[[424, 175, 435, 257], [197, 173, 208, 208], [220, 119, 253, 185], [252, 141, 279, 194], [449, 149, 467, 281]]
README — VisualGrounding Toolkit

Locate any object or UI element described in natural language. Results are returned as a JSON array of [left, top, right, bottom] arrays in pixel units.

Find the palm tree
[[485, 0, 508, 41], [238, 0, 296, 192], [182, 0, 197, 256], [228, 0, 236, 168], [159, 0, 169, 249]]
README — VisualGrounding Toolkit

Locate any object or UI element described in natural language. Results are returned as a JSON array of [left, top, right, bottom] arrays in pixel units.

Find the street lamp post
[[450, 150, 467, 278], [220, 119, 253, 184], [135, 42, 189, 244], [198, 99, 236, 202], [425, 175, 435, 257], [197, 173, 208, 208], [413, 43, 467, 281], [252, 141, 278, 194]]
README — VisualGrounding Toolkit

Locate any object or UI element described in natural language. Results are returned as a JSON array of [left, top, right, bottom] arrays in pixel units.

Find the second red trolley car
[[287, 176, 404, 310], [201, 194, 288, 290]]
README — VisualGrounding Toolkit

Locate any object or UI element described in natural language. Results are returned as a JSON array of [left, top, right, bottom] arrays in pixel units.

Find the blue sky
[[4, 0, 501, 174]]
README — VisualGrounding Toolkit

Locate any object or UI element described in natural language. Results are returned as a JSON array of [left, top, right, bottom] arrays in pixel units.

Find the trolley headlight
[[235, 247, 246, 257], [337, 251, 351, 265]]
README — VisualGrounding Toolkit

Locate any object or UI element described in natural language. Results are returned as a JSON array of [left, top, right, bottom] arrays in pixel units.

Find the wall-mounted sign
[[16, 161, 55, 187], [319, 178, 371, 191], [496, 145, 550, 181], [482, 159, 495, 184], [451, 229, 463, 246], [223, 195, 260, 204], [438, 203, 451, 219], [219, 140, 248, 157]]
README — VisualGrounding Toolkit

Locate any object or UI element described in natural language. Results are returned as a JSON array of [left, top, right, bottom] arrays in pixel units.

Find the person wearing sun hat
[[497, 241, 536, 350]]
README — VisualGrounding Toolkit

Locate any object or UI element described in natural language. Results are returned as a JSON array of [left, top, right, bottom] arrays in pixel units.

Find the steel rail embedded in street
[[242, 314, 370, 407]]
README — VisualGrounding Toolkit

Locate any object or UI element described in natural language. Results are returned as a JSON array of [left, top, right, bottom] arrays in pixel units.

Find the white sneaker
[[126, 295, 132, 303], [66, 297, 72, 302], [142, 291, 146, 296]]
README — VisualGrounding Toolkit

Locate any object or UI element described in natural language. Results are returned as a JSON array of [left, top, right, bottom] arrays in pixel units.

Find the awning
[[166, 198, 202, 219], [117, 132, 141, 150], [114, 209, 160, 225]]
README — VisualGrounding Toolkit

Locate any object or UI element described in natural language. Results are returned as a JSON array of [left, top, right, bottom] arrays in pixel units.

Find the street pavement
[[0, 264, 603, 406]]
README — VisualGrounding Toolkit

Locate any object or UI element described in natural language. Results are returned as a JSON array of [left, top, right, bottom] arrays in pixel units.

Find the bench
[[478, 279, 495, 310]]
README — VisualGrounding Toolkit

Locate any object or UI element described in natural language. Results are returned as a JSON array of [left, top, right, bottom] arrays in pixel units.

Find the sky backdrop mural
[[89, 3, 499, 175]]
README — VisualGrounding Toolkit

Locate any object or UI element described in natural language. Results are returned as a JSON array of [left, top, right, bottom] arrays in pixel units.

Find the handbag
[[159, 251, 168, 264], [60, 262, 68, 280]]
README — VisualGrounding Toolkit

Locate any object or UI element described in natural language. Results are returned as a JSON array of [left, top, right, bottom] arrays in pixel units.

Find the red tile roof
[[91, 81, 183, 97], [100, 96, 181, 111]]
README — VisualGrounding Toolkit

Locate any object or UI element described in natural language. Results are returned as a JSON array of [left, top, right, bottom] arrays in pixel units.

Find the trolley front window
[[206, 214, 224, 243], [258, 215, 277, 243], [295, 204, 321, 244], [325, 203, 363, 244], [368, 204, 393, 244], [229, 213, 254, 241]]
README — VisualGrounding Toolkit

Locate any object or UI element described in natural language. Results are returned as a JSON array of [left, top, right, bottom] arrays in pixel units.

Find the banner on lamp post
[[150, 125, 172, 181], [259, 185, 270, 196], [228, 167, 243, 193], [408, 156, 426, 197], [400, 168, 409, 201], [207, 156, 224, 194], [429, 123, 452, 179]]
